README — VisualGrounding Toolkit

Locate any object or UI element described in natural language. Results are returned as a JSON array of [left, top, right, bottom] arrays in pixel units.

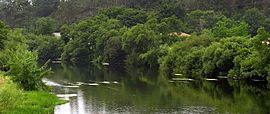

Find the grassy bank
[[0, 76, 66, 114]]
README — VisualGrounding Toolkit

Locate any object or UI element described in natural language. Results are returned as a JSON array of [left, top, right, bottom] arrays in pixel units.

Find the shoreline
[[0, 74, 66, 114]]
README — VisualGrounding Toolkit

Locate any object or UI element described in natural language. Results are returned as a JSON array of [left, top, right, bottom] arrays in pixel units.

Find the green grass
[[0, 76, 67, 114]]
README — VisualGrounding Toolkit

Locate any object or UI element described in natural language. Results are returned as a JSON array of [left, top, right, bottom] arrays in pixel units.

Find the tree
[[93, 19, 126, 63], [157, 16, 186, 34], [127, 0, 160, 8], [122, 24, 159, 66], [0, 27, 52, 90], [61, 37, 92, 64], [242, 8, 266, 35], [187, 10, 225, 33], [34, 17, 57, 35], [100, 7, 149, 27], [160, 34, 214, 76], [0, 21, 8, 49], [51, 0, 86, 24], [61, 16, 106, 63], [157, 1, 185, 19], [212, 18, 249, 38], [32, 0, 60, 17], [228, 28, 269, 79], [27, 35, 64, 61], [202, 37, 251, 77], [0, 0, 33, 28]]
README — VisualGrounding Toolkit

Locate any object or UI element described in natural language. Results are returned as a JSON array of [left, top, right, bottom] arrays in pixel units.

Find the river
[[44, 64, 270, 114]]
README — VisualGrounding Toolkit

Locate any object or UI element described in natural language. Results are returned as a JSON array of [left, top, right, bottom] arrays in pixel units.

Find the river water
[[45, 64, 270, 114]]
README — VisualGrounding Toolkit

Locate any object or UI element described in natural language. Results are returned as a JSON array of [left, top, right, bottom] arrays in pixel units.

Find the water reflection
[[46, 64, 270, 114]]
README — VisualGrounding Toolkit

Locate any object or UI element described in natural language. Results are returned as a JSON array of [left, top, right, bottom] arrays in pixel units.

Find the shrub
[[4, 45, 52, 90]]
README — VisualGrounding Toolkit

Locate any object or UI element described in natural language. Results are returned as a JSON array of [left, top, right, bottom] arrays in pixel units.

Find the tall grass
[[0, 77, 22, 112], [0, 76, 66, 114]]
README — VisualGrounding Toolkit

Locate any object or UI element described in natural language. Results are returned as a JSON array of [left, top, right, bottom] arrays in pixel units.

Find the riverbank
[[0, 75, 66, 114]]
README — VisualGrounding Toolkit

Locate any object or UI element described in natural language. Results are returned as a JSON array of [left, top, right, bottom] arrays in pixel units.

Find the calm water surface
[[45, 64, 270, 114]]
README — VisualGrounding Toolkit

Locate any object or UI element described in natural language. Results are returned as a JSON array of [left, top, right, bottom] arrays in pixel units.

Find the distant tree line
[[58, 7, 270, 81], [0, 0, 270, 29]]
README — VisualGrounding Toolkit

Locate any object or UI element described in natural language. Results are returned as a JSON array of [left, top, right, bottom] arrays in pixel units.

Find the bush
[[4, 45, 52, 90], [0, 78, 66, 114]]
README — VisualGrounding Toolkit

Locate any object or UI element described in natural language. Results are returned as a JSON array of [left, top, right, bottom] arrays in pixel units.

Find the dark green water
[[45, 64, 270, 114]]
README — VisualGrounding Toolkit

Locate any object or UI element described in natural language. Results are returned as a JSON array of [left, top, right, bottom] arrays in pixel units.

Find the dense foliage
[[0, 23, 64, 113], [0, 1, 270, 113], [0, 22, 52, 91], [58, 6, 270, 82], [0, 1, 270, 83], [1, 0, 270, 31]]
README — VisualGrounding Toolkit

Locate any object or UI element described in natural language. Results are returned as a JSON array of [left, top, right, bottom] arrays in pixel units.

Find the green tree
[[0, 0, 33, 28], [100, 7, 149, 27], [60, 24, 72, 43], [122, 24, 159, 66], [187, 10, 225, 33], [61, 38, 92, 64], [61, 16, 105, 63], [32, 0, 60, 17], [231, 27, 270, 80], [202, 37, 251, 77], [93, 19, 126, 63], [160, 34, 214, 76], [34, 17, 57, 35], [0, 21, 8, 49], [242, 8, 266, 35], [0, 28, 52, 90], [27, 34, 64, 61], [157, 1, 185, 19], [157, 16, 187, 34], [212, 18, 249, 38]]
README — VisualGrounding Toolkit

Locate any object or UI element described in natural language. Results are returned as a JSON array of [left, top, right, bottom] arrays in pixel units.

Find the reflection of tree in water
[[120, 72, 270, 113], [227, 80, 270, 113], [48, 64, 270, 113]]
